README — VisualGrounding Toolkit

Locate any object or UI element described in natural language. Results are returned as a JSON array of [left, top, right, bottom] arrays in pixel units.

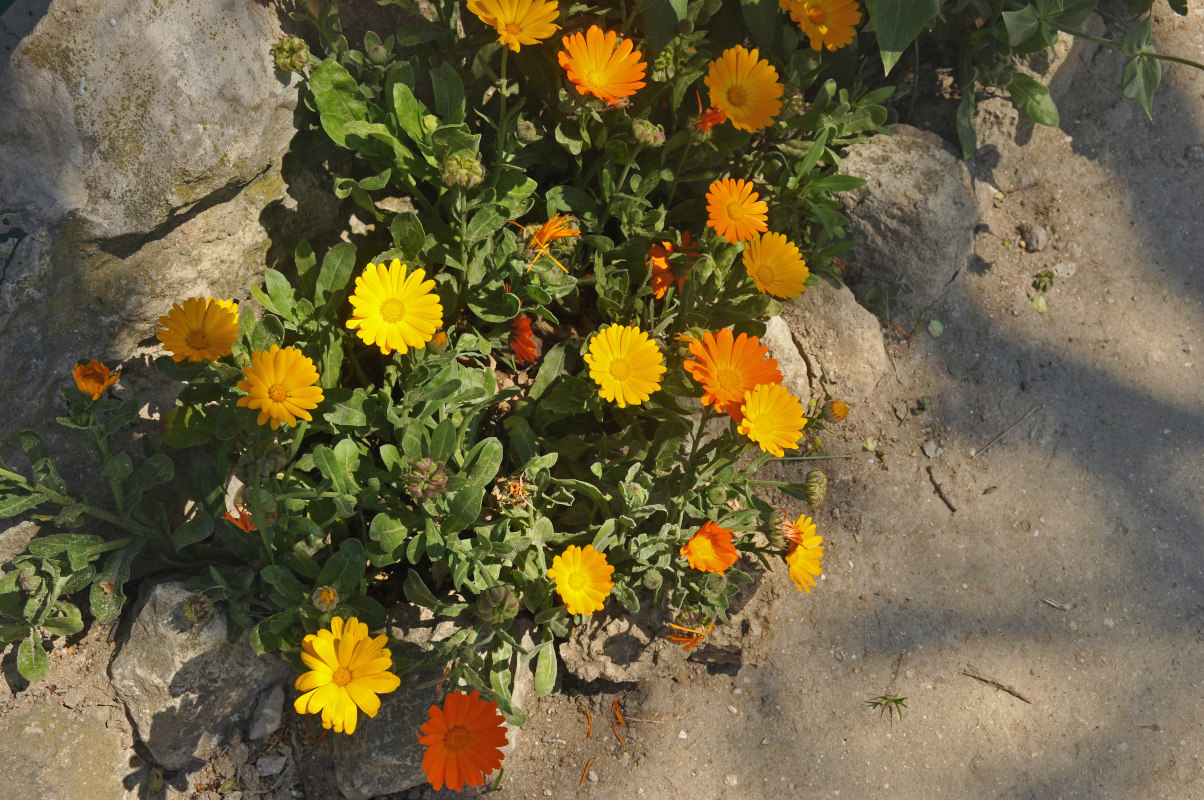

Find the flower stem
[[1058, 27, 1204, 71], [496, 48, 510, 164]]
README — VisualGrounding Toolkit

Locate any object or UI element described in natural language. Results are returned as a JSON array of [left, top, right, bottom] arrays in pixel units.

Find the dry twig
[[971, 406, 1039, 460], [927, 466, 957, 513], [962, 663, 1032, 704]]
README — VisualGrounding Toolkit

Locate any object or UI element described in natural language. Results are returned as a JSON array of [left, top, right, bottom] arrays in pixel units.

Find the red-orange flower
[[680, 520, 739, 573], [513, 214, 580, 272], [419, 690, 509, 792], [221, 504, 257, 533], [681, 328, 783, 422], [694, 90, 727, 135], [510, 314, 539, 365], [665, 621, 715, 651], [646, 231, 700, 299], [558, 25, 646, 105], [72, 360, 120, 400]]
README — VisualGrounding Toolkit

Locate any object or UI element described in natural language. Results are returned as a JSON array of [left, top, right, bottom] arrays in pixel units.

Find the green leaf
[[316, 242, 357, 310], [311, 59, 368, 147], [262, 269, 297, 319], [1121, 14, 1153, 57], [101, 452, 133, 484], [403, 569, 442, 610], [1002, 5, 1042, 47], [17, 630, 48, 682], [442, 486, 486, 535], [261, 565, 307, 604], [316, 539, 367, 596], [431, 62, 466, 124], [124, 453, 175, 507], [533, 643, 557, 696], [1036, 0, 1097, 29], [104, 400, 140, 435], [461, 438, 504, 487], [639, 0, 686, 56], [956, 91, 978, 159], [865, 0, 941, 74], [741, 0, 781, 52], [313, 440, 361, 495], [392, 82, 429, 145], [429, 419, 457, 463], [612, 581, 640, 613], [369, 512, 409, 553], [391, 214, 427, 258], [1168, 0, 1187, 15], [1008, 72, 1059, 126], [172, 510, 214, 551], [527, 342, 566, 401], [465, 205, 507, 246], [0, 493, 47, 520], [91, 543, 138, 624], [40, 605, 83, 637]]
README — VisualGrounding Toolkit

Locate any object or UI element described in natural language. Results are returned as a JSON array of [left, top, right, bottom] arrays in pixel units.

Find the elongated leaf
[[392, 83, 429, 145], [124, 453, 174, 507], [316, 539, 367, 595], [317, 242, 357, 308], [1122, 54, 1160, 119], [1008, 72, 1059, 126], [1037, 0, 1098, 29], [432, 62, 466, 124], [465, 205, 507, 246], [172, 509, 214, 551], [41, 605, 84, 637], [310, 60, 367, 147], [442, 486, 486, 535], [369, 512, 409, 553], [534, 643, 557, 696], [639, 0, 686, 56], [956, 91, 978, 159], [18, 630, 48, 682], [460, 438, 504, 487], [0, 493, 47, 520], [403, 569, 442, 610], [865, 0, 941, 75]]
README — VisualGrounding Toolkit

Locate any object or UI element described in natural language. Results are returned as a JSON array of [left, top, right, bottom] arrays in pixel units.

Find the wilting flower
[[293, 616, 401, 735], [583, 324, 666, 408], [311, 585, 340, 613], [646, 231, 700, 299], [72, 360, 120, 400], [468, 0, 560, 52], [346, 259, 444, 355], [665, 620, 715, 651], [221, 504, 256, 533], [782, 514, 824, 593], [632, 118, 665, 147], [515, 213, 580, 273], [271, 33, 310, 72], [441, 151, 485, 190], [680, 520, 739, 573], [743, 232, 809, 298], [704, 45, 783, 132], [558, 25, 647, 105], [681, 328, 783, 422], [779, 512, 816, 549], [157, 297, 240, 363], [780, 0, 862, 51], [419, 690, 509, 792], [738, 383, 807, 457], [405, 457, 449, 501], [236, 345, 324, 430], [693, 90, 728, 137], [706, 178, 769, 244], [510, 314, 540, 365], [548, 544, 615, 615]]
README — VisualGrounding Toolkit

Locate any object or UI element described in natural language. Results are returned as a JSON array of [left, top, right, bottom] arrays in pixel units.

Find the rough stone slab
[[559, 604, 686, 684], [109, 579, 293, 770], [761, 315, 812, 409], [838, 124, 979, 312], [778, 280, 888, 400], [0, 519, 40, 565]]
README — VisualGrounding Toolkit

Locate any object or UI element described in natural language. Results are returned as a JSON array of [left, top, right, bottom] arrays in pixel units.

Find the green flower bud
[[440, 152, 485, 191], [18, 565, 41, 594], [515, 119, 539, 142], [366, 43, 389, 64], [475, 585, 521, 623], [271, 34, 310, 73], [632, 119, 665, 148], [406, 457, 448, 501], [312, 585, 339, 613], [805, 469, 828, 508], [642, 571, 663, 591]]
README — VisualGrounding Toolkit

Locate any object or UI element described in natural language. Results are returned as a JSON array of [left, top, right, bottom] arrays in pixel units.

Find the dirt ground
[[2, 4, 1203, 800]]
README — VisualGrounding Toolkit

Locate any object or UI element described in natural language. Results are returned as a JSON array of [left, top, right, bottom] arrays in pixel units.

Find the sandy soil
[[2, 5, 1202, 800]]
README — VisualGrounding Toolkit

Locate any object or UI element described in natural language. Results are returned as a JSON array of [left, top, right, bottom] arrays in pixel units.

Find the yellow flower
[[583, 324, 666, 408], [293, 616, 401, 735], [558, 25, 647, 105], [680, 520, 739, 573], [346, 259, 444, 355], [156, 297, 240, 362], [780, 0, 862, 52], [548, 544, 615, 615], [779, 512, 816, 549], [704, 45, 783, 132], [783, 518, 823, 593], [468, 0, 560, 52], [72, 360, 120, 400], [743, 232, 809, 298], [737, 383, 806, 457], [706, 178, 769, 244], [236, 345, 325, 430], [680, 328, 783, 422]]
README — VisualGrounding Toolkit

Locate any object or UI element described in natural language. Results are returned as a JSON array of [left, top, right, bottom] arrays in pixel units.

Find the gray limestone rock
[[109, 580, 293, 770], [838, 124, 979, 313], [248, 683, 285, 741], [778, 280, 888, 400], [761, 315, 812, 409]]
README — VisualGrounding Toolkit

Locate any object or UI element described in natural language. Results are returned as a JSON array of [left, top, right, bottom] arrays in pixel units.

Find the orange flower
[[221, 504, 257, 533], [646, 231, 700, 299], [419, 690, 509, 792], [681, 328, 782, 422], [72, 360, 120, 400], [706, 177, 769, 244], [510, 314, 539, 365], [665, 620, 715, 651], [558, 25, 646, 105], [704, 45, 784, 132], [514, 213, 580, 272], [693, 90, 727, 135], [680, 520, 739, 573]]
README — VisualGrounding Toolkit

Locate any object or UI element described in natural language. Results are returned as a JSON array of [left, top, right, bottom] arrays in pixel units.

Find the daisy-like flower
[[558, 25, 647, 105], [419, 690, 509, 792], [236, 345, 325, 430], [547, 544, 615, 615], [72, 360, 120, 400], [646, 231, 700, 299], [156, 297, 240, 362], [293, 616, 402, 735], [821, 399, 850, 422], [780, 0, 863, 52], [515, 213, 580, 272], [706, 178, 769, 244], [704, 45, 784, 132], [510, 314, 539, 365], [681, 328, 783, 422], [782, 515, 824, 593], [743, 232, 810, 298], [737, 382, 807, 457], [680, 520, 739, 573], [583, 324, 666, 408], [468, 0, 559, 52], [346, 259, 444, 355]]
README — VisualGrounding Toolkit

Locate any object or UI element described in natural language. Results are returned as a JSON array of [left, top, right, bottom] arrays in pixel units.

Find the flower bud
[[781, 87, 807, 119], [632, 119, 665, 148], [182, 593, 213, 626], [18, 565, 41, 593], [820, 401, 849, 423], [441, 152, 485, 191], [642, 571, 663, 591], [515, 119, 539, 142], [366, 43, 389, 64], [475, 585, 521, 623], [406, 457, 448, 501], [804, 469, 828, 508], [312, 585, 340, 613], [271, 34, 310, 73]]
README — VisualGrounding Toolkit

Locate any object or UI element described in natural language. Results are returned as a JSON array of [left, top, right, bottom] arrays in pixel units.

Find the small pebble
[[725, 775, 738, 787], [678, 730, 688, 739], [588, 770, 599, 782], [544, 790, 553, 797], [727, 705, 738, 714], [732, 688, 743, 696], [256, 755, 287, 777], [109, 17, 116, 26]]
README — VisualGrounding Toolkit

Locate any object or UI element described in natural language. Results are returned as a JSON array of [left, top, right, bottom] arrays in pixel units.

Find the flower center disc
[[569, 572, 587, 590], [608, 357, 632, 381], [807, 7, 826, 24], [332, 667, 352, 687], [715, 367, 741, 397], [444, 725, 473, 753], [726, 86, 748, 108], [268, 385, 288, 402], [505, 22, 521, 35], [186, 330, 211, 349], [725, 202, 748, 223], [758, 264, 777, 286], [379, 298, 407, 324]]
